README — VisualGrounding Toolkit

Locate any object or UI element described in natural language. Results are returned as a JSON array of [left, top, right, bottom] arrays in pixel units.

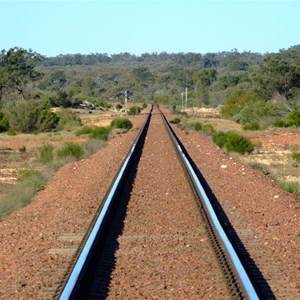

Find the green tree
[[252, 50, 300, 104], [131, 67, 154, 86], [50, 70, 67, 87], [0, 111, 9, 132], [0, 47, 43, 100], [48, 90, 74, 107], [221, 90, 260, 118], [193, 69, 217, 106]]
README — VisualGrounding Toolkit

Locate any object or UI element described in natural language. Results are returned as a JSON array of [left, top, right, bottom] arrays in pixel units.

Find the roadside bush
[[277, 181, 300, 194], [89, 126, 111, 140], [7, 128, 16, 135], [36, 109, 59, 132], [274, 119, 286, 128], [212, 131, 228, 148], [221, 91, 260, 118], [287, 110, 300, 127], [234, 101, 267, 125], [4, 100, 59, 133], [38, 144, 54, 164], [18, 169, 48, 192], [243, 122, 261, 131], [128, 105, 141, 115], [48, 90, 73, 108], [0, 111, 9, 132], [56, 142, 84, 160], [4, 101, 37, 132], [75, 125, 97, 136], [110, 118, 133, 130], [170, 117, 181, 124], [190, 121, 202, 131], [248, 162, 271, 176], [96, 100, 112, 109], [224, 132, 254, 154], [291, 152, 300, 163], [57, 110, 82, 130], [221, 91, 288, 127], [141, 103, 147, 110], [179, 111, 189, 118], [202, 124, 216, 136]]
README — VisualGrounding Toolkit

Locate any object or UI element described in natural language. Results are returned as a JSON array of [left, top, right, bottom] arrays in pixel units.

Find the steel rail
[[161, 113, 259, 300], [58, 108, 152, 300]]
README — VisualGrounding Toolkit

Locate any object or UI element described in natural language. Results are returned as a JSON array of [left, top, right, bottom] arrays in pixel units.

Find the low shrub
[[110, 118, 133, 130], [141, 103, 147, 110], [38, 144, 54, 164], [190, 121, 202, 131], [20, 170, 48, 192], [212, 131, 228, 148], [75, 125, 97, 136], [89, 126, 111, 140], [224, 132, 254, 154], [291, 152, 300, 163], [248, 162, 271, 176], [56, 142, 84, 160], [0, 111, 9, 132], [274, 119, 286, 128], [4, 100, 59, 133], [7, 128, 16, 136], [277, 181, 300, 194], [179, 111, 189, 118], [96, 100, 112, 109], [170, 117, 181, 124], [243, 122, 261, 131], [202, 124, 216, 136], [287, 110, 300, 127], [57, 110, 82, 130], [36, 110, 59, 132], [128, 106, 141, 115]]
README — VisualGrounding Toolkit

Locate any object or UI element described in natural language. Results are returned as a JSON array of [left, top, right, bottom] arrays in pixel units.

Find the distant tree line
[[1, 45, 300, 133], [39, 51, 262, 68]]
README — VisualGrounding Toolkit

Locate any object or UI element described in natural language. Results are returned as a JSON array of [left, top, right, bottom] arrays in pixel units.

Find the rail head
[[161, 112, 259, 300], [58, 108, 152, 300]]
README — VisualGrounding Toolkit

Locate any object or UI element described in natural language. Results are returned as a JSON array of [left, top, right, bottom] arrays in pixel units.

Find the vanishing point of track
[[55, 105, 274, 299]]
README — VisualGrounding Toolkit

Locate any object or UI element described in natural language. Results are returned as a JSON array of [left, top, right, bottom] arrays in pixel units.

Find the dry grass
[[0, 107, 127, 219]]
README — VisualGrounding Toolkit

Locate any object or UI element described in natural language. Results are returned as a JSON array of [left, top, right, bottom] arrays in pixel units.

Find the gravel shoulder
[[0, 112, 148, 299], [0, 107, 299, 299], [168, 113, 300, 299]]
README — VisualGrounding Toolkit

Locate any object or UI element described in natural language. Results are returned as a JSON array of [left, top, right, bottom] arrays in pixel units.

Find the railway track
[[55, 105, 274, 299]]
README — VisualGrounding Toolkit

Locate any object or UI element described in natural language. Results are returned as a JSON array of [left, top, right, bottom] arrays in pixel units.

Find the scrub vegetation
[[1, 44, 300, 219]]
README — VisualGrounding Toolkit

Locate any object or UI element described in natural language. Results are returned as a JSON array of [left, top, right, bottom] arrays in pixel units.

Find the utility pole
[[124, 90, 128, 111], [185, 87, 188, 109]]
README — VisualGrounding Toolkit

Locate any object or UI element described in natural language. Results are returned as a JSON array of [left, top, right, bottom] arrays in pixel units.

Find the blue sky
[[1, 0, 299, 57]]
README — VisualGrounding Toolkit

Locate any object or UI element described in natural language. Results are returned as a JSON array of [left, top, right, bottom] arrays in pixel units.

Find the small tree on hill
[[0, 47, 43, 100], [252, 50, 300, 107]]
